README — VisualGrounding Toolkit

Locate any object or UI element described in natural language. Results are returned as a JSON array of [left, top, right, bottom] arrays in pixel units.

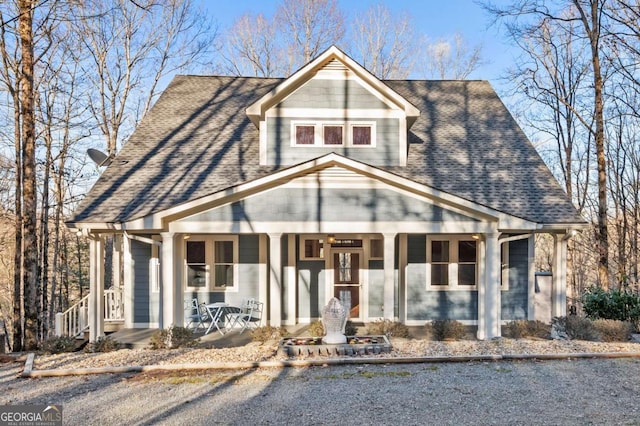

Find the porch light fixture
[[327, 234, 336, 244], [471, 234, 480, 240]]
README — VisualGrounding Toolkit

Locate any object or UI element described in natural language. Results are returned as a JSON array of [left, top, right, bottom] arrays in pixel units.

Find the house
[[66, 46, 586, 342]]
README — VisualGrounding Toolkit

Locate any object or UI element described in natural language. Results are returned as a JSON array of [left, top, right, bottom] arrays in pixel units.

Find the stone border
[[21, 351, 640, 378], [278, 335, 391, 357]]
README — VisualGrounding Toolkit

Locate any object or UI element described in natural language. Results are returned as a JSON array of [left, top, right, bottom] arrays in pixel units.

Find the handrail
[[55, 287, 125, 337], [55, 294, 89, 337]]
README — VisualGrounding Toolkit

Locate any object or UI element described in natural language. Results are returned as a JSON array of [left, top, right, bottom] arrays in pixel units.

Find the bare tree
[[218, 13, 283, 77], [18, 0, 39, 350], [78, 0, 216, 156], [420, 33, 483, 79], [350, 4, 417, 79], [276, 0, 344, 73], [0, 2, 24, 351], [484, 0, 611, 288]]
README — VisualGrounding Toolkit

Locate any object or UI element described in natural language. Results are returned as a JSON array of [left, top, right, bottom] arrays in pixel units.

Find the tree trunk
[[19, 0, 40, 350], [12, 92, 22, 353]]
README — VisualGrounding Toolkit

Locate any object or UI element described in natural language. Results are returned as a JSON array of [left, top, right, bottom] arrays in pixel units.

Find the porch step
[[105, 321, 125, 333], [109, 328, 158, 349]]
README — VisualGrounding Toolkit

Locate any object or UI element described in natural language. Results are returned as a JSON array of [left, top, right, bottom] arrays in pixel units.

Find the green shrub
[[428, 320, 467, 341], [251, 325, 290, 342], [592, 319, 632, 342], [366, 319, 410, 338], [582, 286, 640, 325], [85, 335, 120, 353], [149, 326, 199, 349], [41, 335, 77, 354], [503, 320, 550, 339]]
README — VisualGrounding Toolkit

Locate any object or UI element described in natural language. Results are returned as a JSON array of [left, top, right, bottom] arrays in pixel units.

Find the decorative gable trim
[[121, 153, 538, 232], [246, 45, 420, 125]]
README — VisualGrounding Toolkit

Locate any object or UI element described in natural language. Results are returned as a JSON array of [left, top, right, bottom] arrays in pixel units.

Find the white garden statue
[[321, 297, 348, 344]]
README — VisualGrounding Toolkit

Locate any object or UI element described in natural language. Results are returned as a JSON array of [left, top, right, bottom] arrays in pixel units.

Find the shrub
[[552, 316, 599, 341], [582, 286, 640, 325], [366, 319, 410, 338], [251, 325, 290, 342], [428, 320, 467, 341], [149, 326, 199, 349], [85, 335, 120, 353], [308, 320, 324, 337], [308, 320, 359, 337], [592, 319, 632, 342], [503, 320, 550, 339], [41, 335, 77, 354]]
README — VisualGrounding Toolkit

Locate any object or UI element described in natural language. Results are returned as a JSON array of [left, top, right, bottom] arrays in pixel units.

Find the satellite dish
[[87, 148, 114, 167]]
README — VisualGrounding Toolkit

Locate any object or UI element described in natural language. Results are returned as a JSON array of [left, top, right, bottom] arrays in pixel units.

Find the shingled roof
[[68, 74, 585, 227]]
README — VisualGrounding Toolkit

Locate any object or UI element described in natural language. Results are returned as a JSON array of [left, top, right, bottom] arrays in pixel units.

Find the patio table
[[204, 303, 241, 335]]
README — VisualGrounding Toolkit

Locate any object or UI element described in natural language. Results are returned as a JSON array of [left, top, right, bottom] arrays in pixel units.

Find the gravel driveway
[[3, 356, 640, 425]]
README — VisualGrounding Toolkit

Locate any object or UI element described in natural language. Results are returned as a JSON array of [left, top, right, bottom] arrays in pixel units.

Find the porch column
[[113, 234, 122, 289], [527, 235, 536, 320], [284, 234, 297, 326], [89, 235, 105, 342], [477, 238, 486, 340], [552, 233, 568, 318], [383, 233, 396, 320], [161, 232, 181, 328], [268, 233, 283, 327], [486, 232, 501, 338], [122, 235, 134, 328]]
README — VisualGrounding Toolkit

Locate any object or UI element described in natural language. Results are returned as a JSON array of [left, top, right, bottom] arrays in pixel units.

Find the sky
[[204, 0, 516, 87]]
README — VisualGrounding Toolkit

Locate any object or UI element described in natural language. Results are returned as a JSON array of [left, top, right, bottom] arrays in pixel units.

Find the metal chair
[[228, 299, 264, 333], [184, 298, 204, 330]]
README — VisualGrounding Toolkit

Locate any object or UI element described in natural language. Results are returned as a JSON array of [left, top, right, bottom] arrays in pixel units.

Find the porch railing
[[55, 288, 124, 337], [55, 294, 89, 338]]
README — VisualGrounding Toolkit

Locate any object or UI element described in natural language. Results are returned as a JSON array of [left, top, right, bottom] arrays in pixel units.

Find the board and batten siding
[[501, 239, 529, 320]]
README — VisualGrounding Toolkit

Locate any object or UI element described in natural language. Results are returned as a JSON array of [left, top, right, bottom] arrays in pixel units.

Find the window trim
[[299, 235, 327, 260], [426, 236, 478, 291], [291, 121, 376, 147], [183, 236, 239, 292], [369, 238, 384, 260]]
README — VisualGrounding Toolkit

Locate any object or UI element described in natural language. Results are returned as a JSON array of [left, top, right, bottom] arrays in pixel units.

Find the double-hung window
[[427, 236, 477, 290], [184, 236, 238, 291], [186, 240, 207, 288]]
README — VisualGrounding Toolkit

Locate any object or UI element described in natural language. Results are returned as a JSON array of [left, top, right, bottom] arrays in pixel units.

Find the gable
[[248, 46, 419, 168], [276, 78, 391, 110], [170, 164, 490, 235]]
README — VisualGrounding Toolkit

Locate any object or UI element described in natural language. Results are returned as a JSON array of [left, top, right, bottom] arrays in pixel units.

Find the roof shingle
[[68, 75, 584, 226]]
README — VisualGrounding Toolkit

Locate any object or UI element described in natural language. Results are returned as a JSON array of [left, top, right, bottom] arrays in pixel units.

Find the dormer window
[[292, 121, 375, 147], [323, 125, 344, 145]]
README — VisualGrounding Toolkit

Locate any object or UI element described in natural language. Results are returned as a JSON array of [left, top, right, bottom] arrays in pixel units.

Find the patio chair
[[185, 298, 204, 330], [228, 299, 264, 333]]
